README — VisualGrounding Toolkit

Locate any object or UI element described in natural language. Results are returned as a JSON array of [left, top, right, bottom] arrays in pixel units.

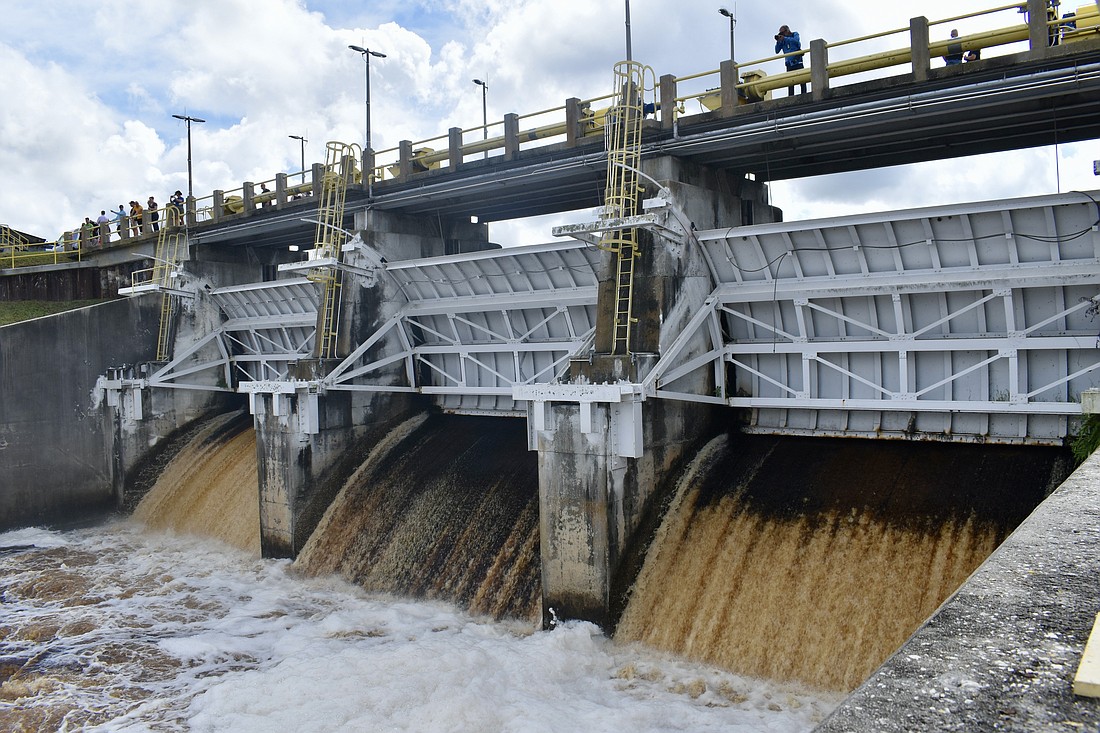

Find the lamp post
[[348, 44, 386, 197], [172, 113, 206, 202], [719, 6, 737, 65], [472, 78, 488, 160], [288, 134, 307, 183], [624, 0, 632, 61]]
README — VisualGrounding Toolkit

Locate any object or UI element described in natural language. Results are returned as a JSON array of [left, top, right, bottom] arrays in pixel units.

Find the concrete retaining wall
[[0, 296, 161, 529], [0, 262, 145, 300]]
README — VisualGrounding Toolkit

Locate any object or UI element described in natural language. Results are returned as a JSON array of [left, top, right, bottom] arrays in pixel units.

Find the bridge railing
[[0, 232, 82, 269], [58, 0, 1090, 249], [370, 0, 1093, 178]]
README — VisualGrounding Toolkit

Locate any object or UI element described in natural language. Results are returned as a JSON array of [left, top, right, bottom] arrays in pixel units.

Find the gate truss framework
[[113, 191, 1100, 446], [642, 190, 1100, 444], [323, 240, 602, 416]]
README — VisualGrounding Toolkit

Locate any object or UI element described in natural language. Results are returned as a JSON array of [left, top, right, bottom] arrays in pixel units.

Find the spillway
[[615, 432, 1068, 691], [131, 412, 1069, 691]]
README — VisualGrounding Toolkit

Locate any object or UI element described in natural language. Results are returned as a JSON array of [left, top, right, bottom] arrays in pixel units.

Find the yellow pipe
[[742, 24, 1029, 99]]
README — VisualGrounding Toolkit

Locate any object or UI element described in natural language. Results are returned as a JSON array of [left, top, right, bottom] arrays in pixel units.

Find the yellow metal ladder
[[308, 141, 360, 359], [599, 60, 653, 356], [153, 207, 186, 361]]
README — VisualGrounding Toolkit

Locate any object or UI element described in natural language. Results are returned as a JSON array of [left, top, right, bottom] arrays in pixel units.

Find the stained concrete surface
[[817, 449, 1100, 731]]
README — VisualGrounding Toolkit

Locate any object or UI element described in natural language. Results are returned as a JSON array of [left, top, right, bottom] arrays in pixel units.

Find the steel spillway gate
[[643, 191, 1100, 444], [104, 191, 1100, 447]]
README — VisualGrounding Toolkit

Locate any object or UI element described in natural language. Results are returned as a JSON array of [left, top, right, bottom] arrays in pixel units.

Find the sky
[[1, 0, 1098, 246]]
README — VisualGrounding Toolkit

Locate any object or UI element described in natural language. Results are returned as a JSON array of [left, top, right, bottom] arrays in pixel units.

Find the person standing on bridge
[[129, 200, 144, 237], [169, 190, 185, 227], [944, 29, 964, 66], [96, 211, 110, 248], [147, 197, 160, 233], [112, 205, 126, 237], [774, 25, 806, 96]]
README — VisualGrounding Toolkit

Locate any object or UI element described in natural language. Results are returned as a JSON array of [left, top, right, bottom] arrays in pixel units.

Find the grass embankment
[[0, 300, 111, 326]]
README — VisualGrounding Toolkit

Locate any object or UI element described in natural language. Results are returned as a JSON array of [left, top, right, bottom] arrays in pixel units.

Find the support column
[[528, 157, 770, 629]]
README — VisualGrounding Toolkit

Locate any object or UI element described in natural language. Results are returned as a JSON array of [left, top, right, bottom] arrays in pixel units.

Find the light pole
[[719, 6, 737, 65], [172, 113, 206, 202], [472, 78, 488, 160], [348, 44, 386, 196], [624, 0, 632, 61], [288, 134, 307, 182]]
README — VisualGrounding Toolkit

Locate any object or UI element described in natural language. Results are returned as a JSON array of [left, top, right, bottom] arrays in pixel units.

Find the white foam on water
[[0, 521, 841, 732]]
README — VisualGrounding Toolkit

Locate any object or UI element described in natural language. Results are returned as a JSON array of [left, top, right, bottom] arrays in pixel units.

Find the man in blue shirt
[[775, 25, 807, 96]]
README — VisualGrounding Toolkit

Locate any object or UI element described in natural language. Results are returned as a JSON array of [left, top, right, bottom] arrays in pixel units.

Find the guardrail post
[[504, 113, 519, 160], [566, 97, 582, 147], [810, 39, 829, 100], [275, 173, 288, 208], [242, 181, 255, 213], [186, 196, 197, 226], [311, 163, 325, 196], [212, 190, 224, 222], [1027, 0, 1051, 51], [448, 126, 463, 170], [719, 60, 738, 115], [659, 74, 676, 130], [398, 140, 413, 180], [910, 17, 931, 81]]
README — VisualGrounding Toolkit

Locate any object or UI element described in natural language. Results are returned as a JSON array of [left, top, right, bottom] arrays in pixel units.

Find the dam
[[3, 1, 1100, 728]]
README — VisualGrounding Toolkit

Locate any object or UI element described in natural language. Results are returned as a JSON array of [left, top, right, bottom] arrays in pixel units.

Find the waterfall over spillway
[[615, 433, 1065, 691], [132, 411, 1067, 691], [293, 414, 542, 622], [133, 410, 260, 555]]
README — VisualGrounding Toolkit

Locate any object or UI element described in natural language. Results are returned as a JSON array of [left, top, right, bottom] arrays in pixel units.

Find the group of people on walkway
[[75, 191, 186, 249]]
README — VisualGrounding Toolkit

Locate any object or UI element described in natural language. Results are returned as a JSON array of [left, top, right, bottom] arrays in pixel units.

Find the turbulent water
[[131, 411, 259, 555], [0, 524, 840, 731], [1, 409, 1065, 728], [616, 433, 1060, 691], [295, 414, 542, 621]]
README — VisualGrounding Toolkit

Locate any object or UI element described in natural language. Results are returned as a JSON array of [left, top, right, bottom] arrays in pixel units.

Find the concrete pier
[[818, 449, 1100, 731], [530, 158, 777, 628]]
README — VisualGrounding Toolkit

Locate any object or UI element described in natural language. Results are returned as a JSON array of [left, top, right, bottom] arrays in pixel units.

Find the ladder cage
[[599, 61, 655, 356], [308, 141, 361, 359]]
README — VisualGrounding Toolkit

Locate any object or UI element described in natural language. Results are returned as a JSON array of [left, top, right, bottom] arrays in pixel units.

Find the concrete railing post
[[275, 172, 288, 208], [448, 127, 463, 171], [185, 195, 197, 226], [810, 39, 829, 100], [565, 97, 582, 147], [719, 59, 738, 115], [911, 17, 931, 82], [310, 163, 325, 197], [242, 182, 255, 213], [1027, 0, 1051, 51], [398, 140, 413, 180], [659, 74, 677, 130], [504, 113, 519, 161], [212, 190, 224, 222]]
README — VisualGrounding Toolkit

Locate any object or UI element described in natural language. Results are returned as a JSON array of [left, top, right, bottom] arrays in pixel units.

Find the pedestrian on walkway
[[774, 25, 807, 96]]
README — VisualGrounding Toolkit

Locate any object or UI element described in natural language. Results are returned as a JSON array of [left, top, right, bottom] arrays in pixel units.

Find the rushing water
[[0, 523, 840, 732], [616, 433, 1061, 692]]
